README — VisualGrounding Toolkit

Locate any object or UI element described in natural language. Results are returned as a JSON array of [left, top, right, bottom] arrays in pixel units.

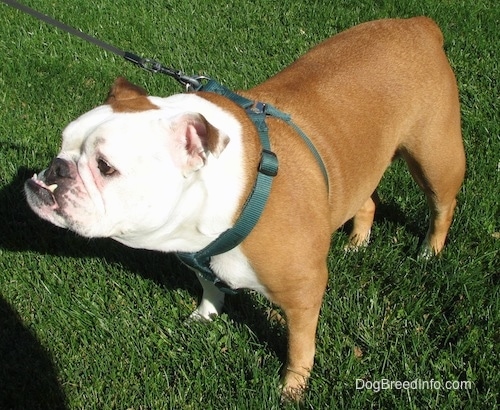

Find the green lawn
[[0, 0, 498, 408]]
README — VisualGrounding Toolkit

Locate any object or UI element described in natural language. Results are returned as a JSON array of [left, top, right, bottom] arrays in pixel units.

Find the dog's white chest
[[210, 247, 268, 296]]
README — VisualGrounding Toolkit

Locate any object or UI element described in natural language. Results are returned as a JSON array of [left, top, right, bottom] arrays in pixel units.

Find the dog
[[25, 17, 465, 400]]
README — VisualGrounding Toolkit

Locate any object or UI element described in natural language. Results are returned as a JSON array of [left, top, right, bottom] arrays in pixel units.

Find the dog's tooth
[[47, 184, 58, 192], [32, 173, 38, 180]]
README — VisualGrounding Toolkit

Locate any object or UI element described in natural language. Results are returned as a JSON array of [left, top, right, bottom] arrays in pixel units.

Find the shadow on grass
[[0, 166, 198, 293], [0, 166, 287, 368], [0, 296, 68, 410]]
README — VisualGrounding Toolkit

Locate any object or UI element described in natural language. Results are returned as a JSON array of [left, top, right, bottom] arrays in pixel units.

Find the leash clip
[[178, 74, 210, 92], [123, 52, 207, 91]]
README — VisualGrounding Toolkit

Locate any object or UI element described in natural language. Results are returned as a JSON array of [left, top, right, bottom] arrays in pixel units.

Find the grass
[[0, 0, 498, 408]]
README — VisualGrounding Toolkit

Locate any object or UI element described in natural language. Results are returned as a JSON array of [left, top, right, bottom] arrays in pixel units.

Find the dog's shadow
[[1, 167, 194, 290], [1, 167, 289, 361], [1, 165, 270, 291]]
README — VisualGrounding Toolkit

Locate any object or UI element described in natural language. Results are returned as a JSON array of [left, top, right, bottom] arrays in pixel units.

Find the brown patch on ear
[[105, 77, 159, 112], [198, 114, 230, 158]]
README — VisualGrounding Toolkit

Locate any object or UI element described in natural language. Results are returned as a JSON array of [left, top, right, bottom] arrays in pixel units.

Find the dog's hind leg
[[346, 192, 378, 250], [400, 109, 465, 257]]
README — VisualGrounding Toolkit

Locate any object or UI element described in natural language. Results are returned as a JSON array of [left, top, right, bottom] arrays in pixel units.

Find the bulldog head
[[25, 78, 230, 247]]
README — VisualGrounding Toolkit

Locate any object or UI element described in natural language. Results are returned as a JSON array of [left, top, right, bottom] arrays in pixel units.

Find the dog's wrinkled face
[[25, 81, 229, 245]]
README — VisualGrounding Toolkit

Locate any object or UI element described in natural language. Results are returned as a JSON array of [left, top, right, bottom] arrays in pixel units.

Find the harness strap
[[264, 105, 329, 190], [202, 80, 329, 189], [177, 79, 328, 294], [177, 80, 278, 294]]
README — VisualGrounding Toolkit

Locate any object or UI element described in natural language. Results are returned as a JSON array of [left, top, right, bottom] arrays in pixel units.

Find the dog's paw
[[344, 230, 371, 252], [280, 367, 309, 402], [184, 299, 222, 324], [418, 244, 435, 260], [418, 247, 433, 260], [185, 309, 217, 323]]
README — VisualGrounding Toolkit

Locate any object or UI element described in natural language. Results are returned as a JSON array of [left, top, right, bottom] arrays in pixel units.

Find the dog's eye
[[97, 158, 117, 176]]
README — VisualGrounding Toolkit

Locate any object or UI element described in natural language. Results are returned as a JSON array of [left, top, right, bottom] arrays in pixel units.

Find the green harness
[[176, 79, 328, 294]]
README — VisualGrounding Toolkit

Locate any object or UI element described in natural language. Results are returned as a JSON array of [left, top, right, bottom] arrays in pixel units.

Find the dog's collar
[[177, 79, 328, 294]]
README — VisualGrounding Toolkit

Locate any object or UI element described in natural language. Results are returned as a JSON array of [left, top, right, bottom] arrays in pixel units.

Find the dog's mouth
[[25, 174, 59, 208]]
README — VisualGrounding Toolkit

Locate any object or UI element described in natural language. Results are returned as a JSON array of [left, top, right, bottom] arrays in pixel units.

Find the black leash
[[2, 0, 205, 90]]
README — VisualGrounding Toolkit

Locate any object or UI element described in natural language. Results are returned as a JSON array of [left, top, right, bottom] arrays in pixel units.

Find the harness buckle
[[259, 149, 279, 177], [251, 102, 267, 114]]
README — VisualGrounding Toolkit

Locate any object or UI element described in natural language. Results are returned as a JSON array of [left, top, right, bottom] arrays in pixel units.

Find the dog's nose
[[45, 158, 73, 183]]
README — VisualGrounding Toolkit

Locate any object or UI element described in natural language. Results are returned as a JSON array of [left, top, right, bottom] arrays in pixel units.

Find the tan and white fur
[[25, 17, 465, 399]]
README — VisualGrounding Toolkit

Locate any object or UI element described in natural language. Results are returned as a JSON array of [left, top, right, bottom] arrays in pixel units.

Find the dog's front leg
[[277, 264, 328, 401], [189, 271, 225, 321], [280, 303, 322, 401]]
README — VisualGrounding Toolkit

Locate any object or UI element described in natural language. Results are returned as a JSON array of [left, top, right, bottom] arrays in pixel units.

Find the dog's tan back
[[246, 16, 463, 231]]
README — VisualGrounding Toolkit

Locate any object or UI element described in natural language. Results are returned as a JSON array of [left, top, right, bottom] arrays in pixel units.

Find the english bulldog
[[25, 17, 465, 400]]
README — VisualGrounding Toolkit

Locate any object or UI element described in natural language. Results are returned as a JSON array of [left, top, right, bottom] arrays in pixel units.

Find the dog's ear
[[105, 77, 159, 112], [167, 113, 230, 176]]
